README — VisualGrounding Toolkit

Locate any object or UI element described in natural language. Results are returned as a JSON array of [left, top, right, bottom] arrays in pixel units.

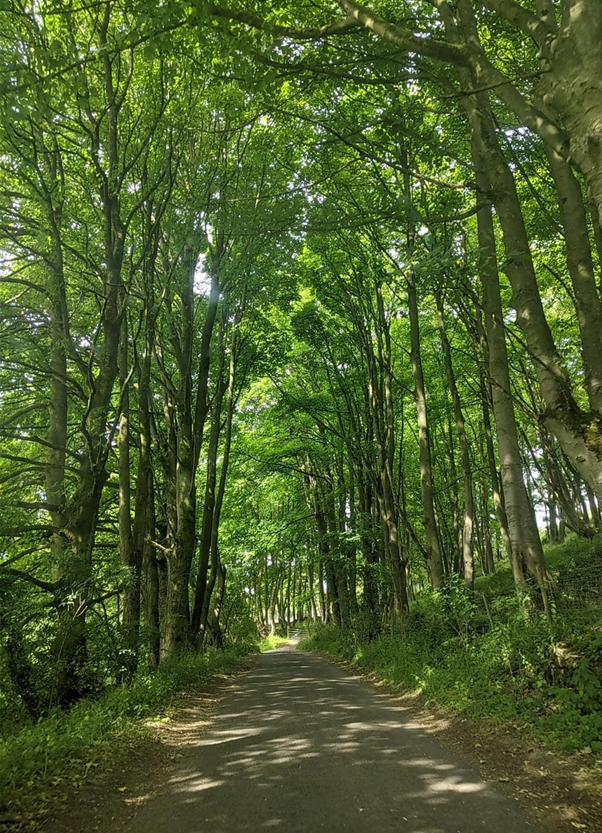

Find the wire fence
[[554, 558, 602, 614], [473, 553, 602, 626]]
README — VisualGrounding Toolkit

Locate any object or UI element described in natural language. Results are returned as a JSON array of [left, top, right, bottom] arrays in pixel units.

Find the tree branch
[[205, 3, 359, 39], [0, 567, 58, 592], [479, 0, 555, 46]]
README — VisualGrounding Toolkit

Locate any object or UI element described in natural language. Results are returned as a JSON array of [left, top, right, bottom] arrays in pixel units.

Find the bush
[[299, 556, 602, 756]]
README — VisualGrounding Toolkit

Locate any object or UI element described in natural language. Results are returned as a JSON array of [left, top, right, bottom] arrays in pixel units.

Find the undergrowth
[[299, 537, 602, 759], [0, 644, 254, 815], [258, 634, 290, 651]]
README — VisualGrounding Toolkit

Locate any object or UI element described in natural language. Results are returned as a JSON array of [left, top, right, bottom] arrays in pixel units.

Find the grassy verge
[[0, 644, 255, 815], [257, 634, 291, 651], [300, 623, 602, 758], [299, 540, 602, 760]]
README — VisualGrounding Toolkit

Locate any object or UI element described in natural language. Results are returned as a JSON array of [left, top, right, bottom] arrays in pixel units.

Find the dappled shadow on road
[[127, 649, 539, 833]]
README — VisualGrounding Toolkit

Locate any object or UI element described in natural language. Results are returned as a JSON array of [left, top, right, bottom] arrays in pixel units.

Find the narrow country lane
[[124, 648, 540, 833]]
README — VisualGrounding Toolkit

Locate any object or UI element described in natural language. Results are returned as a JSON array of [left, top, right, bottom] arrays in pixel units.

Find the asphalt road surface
[[125, 647, 541, 833]]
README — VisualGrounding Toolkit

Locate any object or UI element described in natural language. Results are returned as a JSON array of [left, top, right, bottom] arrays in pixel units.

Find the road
[[124, 647, 540, 833]]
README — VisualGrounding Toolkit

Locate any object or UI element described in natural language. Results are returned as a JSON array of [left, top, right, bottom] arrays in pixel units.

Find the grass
[[299, 537, 602, 760], [0, 644, 255, 815], [257, 634, 291, 651]]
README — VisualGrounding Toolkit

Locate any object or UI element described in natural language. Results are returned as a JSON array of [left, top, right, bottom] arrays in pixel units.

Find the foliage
[[300, 541, 602, 756], [1, 0, 602, 804], [258, 635, 291, 651], [0, 645, 254, 813]]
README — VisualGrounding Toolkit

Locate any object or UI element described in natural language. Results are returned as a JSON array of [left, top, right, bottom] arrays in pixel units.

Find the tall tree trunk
[[163, 265, 220, 657], [471, 142, 549, 606], [209, 562, 227, 648], [539, 1, 602, 237], [456, 0, 602, 504], [407, 273, 445, 589], [312, 476, 340, 626], [135, 308, 158, 667], [317, 559, 327, 623], [438, 4, 550, 605], [45, 249, 75, 702], [199, 334, 237, 640], [480, 478, 496, 575], [375, 283, 411, 612], [142, 475, 160, 668], [191, 319, 228, 636], [118, 316, 139, 678], [358, 470, 380, 637], [436, 294, 474, 588], [476, 348, 513, 564], [542, 144, 602, 415]]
